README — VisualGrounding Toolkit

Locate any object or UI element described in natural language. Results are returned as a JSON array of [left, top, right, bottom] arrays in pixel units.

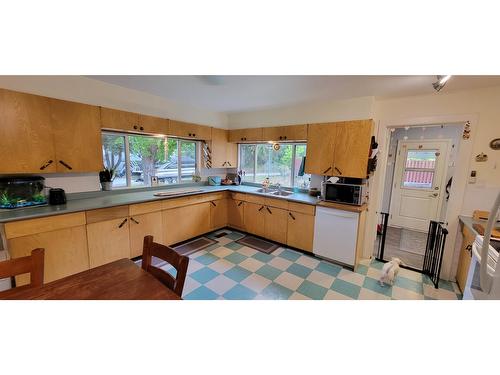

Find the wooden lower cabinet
[[163, 202, 211, 245], [456, 226, 475, 292], [86, 217, 131, 268], [287, 211, 315, 252], [8, 225, 90, 286], [228, 198, 245, 230], [244, 202, 266, 237], [210, 199, 228, 230], [264, 206, 288, 244], [129, 211, 164, 258]]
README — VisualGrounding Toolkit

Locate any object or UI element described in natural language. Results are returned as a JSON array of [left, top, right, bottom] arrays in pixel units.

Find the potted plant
[[99, 168, 115, 191]]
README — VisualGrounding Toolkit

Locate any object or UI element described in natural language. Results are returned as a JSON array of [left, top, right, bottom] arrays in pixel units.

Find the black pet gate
[[375, 212, 448, 289]]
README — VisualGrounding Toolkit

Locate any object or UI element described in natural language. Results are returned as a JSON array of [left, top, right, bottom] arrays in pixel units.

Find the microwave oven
[[321, 182, 367, 206]]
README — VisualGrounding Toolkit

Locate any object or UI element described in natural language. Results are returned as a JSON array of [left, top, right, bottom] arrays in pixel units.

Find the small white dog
[[379, 257, 403, 286]]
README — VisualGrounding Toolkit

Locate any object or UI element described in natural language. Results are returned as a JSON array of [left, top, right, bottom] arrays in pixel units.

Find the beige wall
[[0, 76, 229, 128]]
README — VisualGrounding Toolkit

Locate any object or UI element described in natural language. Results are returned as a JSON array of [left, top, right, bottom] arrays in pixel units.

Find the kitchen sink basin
[[256, 188, 277, 194], [270, 190, 293, 197]]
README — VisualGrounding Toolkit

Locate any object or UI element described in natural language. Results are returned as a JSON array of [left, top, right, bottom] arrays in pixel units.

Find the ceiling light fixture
[[432, 75, 452, 92]]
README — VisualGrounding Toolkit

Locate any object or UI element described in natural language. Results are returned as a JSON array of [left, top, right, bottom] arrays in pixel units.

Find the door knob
[[429, 193, 438, 197]]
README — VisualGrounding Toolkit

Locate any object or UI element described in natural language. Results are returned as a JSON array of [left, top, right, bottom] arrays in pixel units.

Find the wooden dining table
[[0, 258, 180, 300]]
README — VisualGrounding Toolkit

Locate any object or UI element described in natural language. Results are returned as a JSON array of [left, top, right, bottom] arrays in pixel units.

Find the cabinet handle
[[210, 201, 217, 206], [279, 136, 283, 140], [466, 244, 472, 256], [258, 205, 264, 212], [334, 166, 343, 175], [59, 160, 73, 170], [323, 166, 332, 174], [39, 160, 53, 170], [130, 217, 139, 224], [266, 207, 272, 214], [289, 212, 296, 220], [140, 126, 144, 131], [237, 201, 243, 207], [133, 125, 138, 130], [222, 161, 227, 166], [227, 161, 232, 166], [284, 136, 287, 140], [118, 218, 128, 228]]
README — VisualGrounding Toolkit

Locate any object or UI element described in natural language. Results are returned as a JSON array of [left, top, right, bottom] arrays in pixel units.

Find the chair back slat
[[0, 248, 45, 288], [142, 236, 189, 297]]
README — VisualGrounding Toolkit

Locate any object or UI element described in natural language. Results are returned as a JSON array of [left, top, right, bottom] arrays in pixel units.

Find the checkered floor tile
[[167, 229, 463, 300]]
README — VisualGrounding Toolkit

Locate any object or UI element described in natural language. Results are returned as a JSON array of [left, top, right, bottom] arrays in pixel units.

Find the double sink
[[255, 188, 293, 197]]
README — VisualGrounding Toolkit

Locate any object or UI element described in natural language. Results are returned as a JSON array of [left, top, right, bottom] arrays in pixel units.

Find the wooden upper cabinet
[[169, 119, 212, 140], [229, 128, 263, 142], [211, 127, 237, 168], [304, 122, 337, 175], [0, 88, 56, 173], [100, 107, 140, 132], [333, 119, 373, 178], [138, 114, 169, 135], [50, 99, 103, 173], [262, 124, 307, 141]]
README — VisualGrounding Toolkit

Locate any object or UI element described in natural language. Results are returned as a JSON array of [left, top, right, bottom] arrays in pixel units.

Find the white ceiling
[[87, 75, 500, 113]]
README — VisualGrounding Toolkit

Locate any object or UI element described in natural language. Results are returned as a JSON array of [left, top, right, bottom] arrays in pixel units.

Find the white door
[[389, 139, 450, 232]]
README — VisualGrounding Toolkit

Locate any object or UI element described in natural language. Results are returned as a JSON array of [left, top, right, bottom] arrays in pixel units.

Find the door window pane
[[294, 144, 310, 188], [180, 140, 197, 182], [128, 135, 167, 187], [402, 171, 434, 189], [102, 133, 127, 188], [402, 149, 437, 189], [405, 150, 437, 169], [240, 144, 256, 182]]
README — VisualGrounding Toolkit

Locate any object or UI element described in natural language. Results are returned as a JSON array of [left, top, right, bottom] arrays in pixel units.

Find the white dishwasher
[[313, 206, 359, 267]]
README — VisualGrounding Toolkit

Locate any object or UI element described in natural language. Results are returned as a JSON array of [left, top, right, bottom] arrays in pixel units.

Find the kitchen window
[[238, 143, 310, 188], [102, 131, 199, 188]]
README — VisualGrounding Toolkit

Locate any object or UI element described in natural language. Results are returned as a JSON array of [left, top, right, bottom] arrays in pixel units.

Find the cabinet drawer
[[288, 202, 315, 215], [230, 192, 247, 201], [4, 212, 86, 239], [264, 197, 289, 210], [244, 194, 266, 205], [86, 206, 129, 224], [129, 201, 163, 216], [161, 193, 223, 210]]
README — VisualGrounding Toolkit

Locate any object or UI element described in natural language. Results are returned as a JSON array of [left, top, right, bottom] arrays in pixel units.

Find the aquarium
[[0, 176, 47, 209]]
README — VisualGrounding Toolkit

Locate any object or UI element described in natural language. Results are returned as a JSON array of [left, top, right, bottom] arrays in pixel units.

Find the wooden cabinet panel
[[288, 202, 315, 215], [264, 206, 288, 244], [210, 199, 228, 230], [211, 127, 235, 168], [139, 114, 169, 135], [162, 202, 211, 245], [333, 119, 373, 178], [86, 206, 129, 224], [4, 212, 86, 239], [226, 141, 238, 167], [305, 123, 337, 175], [129, 211, 164, 258], [8, 226, 90, 286], [0, 88, 56, 173], [262, 124, 307, 141], [229, 128, 263, 142], [264, 197, 289, 210], [100, 107, 140, 131], [228, 199, 245, 230], [50, 99, 103, 173], [169, 120, 212, 140], [287, 211, 314, 252], [244, 202, 266, 237], [456, 226, 475, 292], [86, 217, 131, 268], [129, 201, 163, 216]]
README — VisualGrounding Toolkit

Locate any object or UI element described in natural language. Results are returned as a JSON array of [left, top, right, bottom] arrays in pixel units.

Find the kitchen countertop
[[459, 215, 500, 252], [0, 184, 325, 223]]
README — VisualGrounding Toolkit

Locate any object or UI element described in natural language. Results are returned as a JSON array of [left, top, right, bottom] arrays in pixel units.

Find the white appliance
[[463, 191, 500, 300], [313, 206, 359, 267]]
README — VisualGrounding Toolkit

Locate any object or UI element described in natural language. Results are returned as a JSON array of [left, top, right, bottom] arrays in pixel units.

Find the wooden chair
[[142, 236, 189, 297], [0, 248, 45, 291]]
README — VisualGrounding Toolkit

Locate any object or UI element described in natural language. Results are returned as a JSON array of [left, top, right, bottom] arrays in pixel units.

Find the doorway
[[374, 124, 462, 269]]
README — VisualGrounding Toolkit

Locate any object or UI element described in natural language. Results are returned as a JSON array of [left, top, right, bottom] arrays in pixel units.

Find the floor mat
[[236, 235, 279, 254], [173, 237, 217, 257]]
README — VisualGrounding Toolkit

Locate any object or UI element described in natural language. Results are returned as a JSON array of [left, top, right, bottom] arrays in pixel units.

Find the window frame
[[101, 130, 200, 189], [238, 142, 309, 188]]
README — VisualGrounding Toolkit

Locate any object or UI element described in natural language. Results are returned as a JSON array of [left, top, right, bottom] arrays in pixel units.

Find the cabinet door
[[210, 199, 228, 230], [228, 199, 245, 230], [304, 123, 336, 175], [8, 226, 90, 286], [244, 202, 266, 237], [169, 120, 212, 140], [163, 202, 211, 245], [229, 128, 263, 142], [139, 114, 169, 135], [211, 127, 229, 168], [50, 99, 103, 173], [86, 217, 131, 268], [333, 119, 373, 178], [262, 124, 307, 141], [456, 226, 475, 292], [0, 88, 56, 173], [264, 206, 288, 244], [129, 211, 164, 258], [226, 141, 238, 168], [287, 211, 315, 252], [100, 107, 140, 131]]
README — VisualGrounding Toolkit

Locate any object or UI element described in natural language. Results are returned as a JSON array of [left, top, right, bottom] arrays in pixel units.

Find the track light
[[432, 75, 452, 92]]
